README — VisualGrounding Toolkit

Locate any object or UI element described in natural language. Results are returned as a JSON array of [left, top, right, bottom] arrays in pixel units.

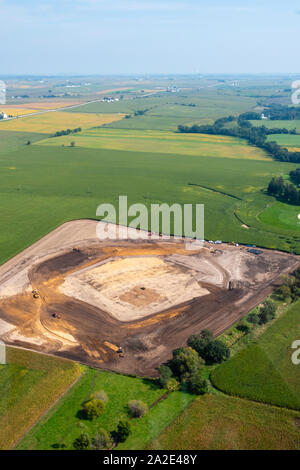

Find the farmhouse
[[0, 111, 8, 120]]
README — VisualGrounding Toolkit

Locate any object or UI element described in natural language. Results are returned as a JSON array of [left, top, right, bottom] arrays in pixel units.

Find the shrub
[[258, 300, 276, 325], [247, 312, 259, 325], [202, 340, 230, 364], [128, 400, 148, 418], [187, 372, 208, 395], [116, 419, 131, 442], [93, 428, 112, 450], [169, 347, 204, 379], [91, 390, 108, 403], [82, 399, 105, 420], [237, 322, 251, 333], [166, 378, 180, 392], [277, 285, 291, 300], [73, 433, 91, 450], [187, 330, 213, 356]]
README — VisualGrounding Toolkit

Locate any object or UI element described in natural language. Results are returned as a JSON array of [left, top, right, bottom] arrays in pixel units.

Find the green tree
[[187, 330, 213, 356], [82, 399, 105, 420], [166, 378, 180, 392], [158, 365, 173, 388], [187, 371, 208, 395], [258, 300, 276, 325], [169, 347, 204, 379], [203, 340, 230, 364]]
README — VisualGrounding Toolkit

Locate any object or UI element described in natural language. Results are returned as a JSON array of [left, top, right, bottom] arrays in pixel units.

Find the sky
[[0, 0, 299, 75]]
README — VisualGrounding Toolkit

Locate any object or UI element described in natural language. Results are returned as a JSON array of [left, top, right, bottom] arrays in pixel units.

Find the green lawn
[[147, 394, 300, 450], [211, 300, 300, 410], [0, 347, 82, 449], [16, 368, 194, 450]]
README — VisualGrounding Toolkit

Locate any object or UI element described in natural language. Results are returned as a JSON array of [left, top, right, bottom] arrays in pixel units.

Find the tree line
[[51, 127, 82, 137]]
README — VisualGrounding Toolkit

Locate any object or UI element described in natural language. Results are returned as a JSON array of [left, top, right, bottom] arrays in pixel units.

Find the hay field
[[36, 128, 270, 160], [0, 112, 125, 134], [0, 347, 82, 449], [0, 107, 40, 116], [147, 394, 300, 450]]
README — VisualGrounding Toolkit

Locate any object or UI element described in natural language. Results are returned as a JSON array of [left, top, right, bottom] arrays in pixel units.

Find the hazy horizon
[[0, 0, 299, 75]]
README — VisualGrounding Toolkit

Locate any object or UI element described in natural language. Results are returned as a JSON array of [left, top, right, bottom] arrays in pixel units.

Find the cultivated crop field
[[36, 128, 270, 160], [0, 347, 82, 449], [250, 119, 300, 133], [211, 300, 300, 410], [146, 394, 300, 450], [0, 111, 124, 134]]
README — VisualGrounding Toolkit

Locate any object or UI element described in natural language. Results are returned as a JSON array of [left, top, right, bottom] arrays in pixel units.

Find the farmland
[[0, 347, 82, 449], [36, 128, 270, 160], [211, 300, 300, 410], [250, 119, 300, 133], [16, 367, 194, 450], [0, 76, 299, 452], [266, 133, 300, 150], [146, 395, 300, 450]]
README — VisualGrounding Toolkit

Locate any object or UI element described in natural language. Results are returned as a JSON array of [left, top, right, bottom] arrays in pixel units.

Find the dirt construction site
[[0, 219, 298, 376]]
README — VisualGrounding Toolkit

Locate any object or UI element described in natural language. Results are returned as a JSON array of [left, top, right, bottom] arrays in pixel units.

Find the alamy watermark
[[291, 340, 300, 365], [0, 340, 6, 365], [292, 80, 300, 105], [0, 80, 6, 105], [96, 196, 204, 250]]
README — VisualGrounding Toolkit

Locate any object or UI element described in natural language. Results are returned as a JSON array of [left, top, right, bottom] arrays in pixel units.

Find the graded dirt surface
[[0, 220, 298, 377]]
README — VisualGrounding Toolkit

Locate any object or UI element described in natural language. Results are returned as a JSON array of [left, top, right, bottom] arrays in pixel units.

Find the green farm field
[[266, 133, 300, 150], [0, 137, 299, 265], [0, 347, 82, 449], [211, 300, 300, 410], [146, 394, 300, 450], [16, 367, 194, 450], [250, 119, 300, 133], [36, 128, 270, 160]]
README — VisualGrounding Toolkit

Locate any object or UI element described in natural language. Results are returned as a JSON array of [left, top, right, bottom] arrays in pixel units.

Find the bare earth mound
[[0, 220, 298, 376]]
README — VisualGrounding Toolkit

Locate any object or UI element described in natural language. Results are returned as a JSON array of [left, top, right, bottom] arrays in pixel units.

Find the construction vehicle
[[33, 292, 40, 299], [73, 246, 80, 253], [52, 312, 61, 319], [119, 352, 125, 358]]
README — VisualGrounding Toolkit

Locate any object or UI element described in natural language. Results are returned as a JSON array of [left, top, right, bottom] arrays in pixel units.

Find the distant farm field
[[147, 394, 300, 450], [0, 347, 82, 449], [0, 112, 124, 134], [211, 300, 300, 410], [36, 128, 270, 161], [266, 133, 300, 150]]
